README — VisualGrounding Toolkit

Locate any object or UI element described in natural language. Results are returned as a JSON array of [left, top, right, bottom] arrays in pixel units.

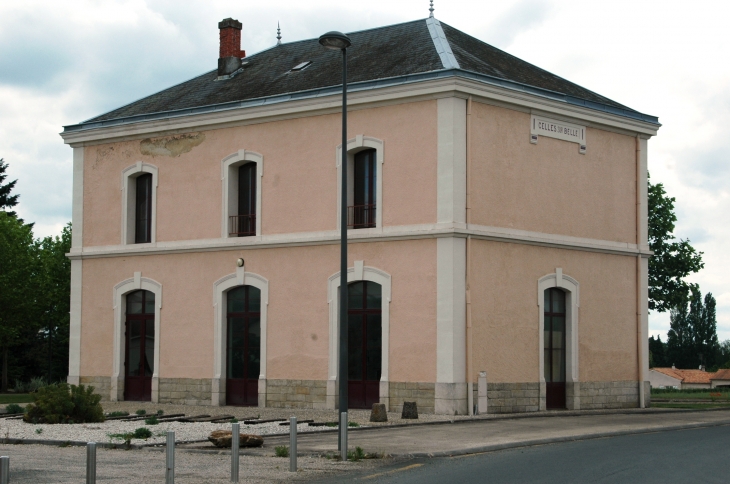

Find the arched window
[[348, 280, 382, 408], [134, 174, 153, 243], [544, 288, 566, 409], [230, 163, 256, 237], [350, 149, 376, 229], [125, 290, 155, 401], [226, 285, 261, 406]]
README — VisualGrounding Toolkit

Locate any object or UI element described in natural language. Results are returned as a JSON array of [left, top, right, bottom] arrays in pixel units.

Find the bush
[[275, 445, 289, 458], [5, 404, 24, 414], [132, 427, 152, 439], [24, 383, 104, 424], [135, 409, 146, 416], [106, 411, 129, 418], [144, 416, 159, 425], [13, 377, 48, 394]]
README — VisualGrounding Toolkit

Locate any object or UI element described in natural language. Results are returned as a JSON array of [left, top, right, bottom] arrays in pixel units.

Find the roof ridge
[[425, 17, 459, 70]]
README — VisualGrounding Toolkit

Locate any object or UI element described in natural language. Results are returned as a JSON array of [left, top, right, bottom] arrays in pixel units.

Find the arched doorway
[[125, 290, 155, 401], [544, 288, 566, 409], [226, 286, 260, 406], [348, 281, 382, 409]]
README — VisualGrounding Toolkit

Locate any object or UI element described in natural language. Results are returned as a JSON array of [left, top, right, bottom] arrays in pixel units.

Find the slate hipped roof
[[68, 18, 658, 131]]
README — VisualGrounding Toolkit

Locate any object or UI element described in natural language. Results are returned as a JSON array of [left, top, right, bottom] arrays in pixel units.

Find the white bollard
[[478, 371, 488, 415], [231, 423, 240, 483], [166, 431, 175, 484], [340, 412, 348, 461], [289, 417, 297, 472], [86, 442, 97, 484], [0, 456, 8, 484]]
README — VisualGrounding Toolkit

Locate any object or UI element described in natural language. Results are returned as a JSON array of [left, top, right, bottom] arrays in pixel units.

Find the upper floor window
[[135, 174, 153, 244], [221, 150, 263, 238], [350, 149, 376, 229], [230, 163, 256, 237], [121, 162, 158, 245]]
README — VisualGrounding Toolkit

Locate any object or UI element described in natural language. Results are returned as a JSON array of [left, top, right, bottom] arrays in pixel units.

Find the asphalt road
[[313, 425, 730, 483]]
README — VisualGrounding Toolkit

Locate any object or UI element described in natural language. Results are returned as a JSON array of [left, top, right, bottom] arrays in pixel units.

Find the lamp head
[[318, 31, 352, 50]]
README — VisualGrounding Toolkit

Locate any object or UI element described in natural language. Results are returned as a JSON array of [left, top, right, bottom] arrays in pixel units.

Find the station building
[[62, 14, 660, 414]]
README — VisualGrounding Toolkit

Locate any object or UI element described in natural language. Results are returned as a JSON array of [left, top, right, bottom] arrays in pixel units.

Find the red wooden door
[[347, 281, 382, 409], [226, 286, 260, 406], [125, 290, 154, 401], [544, 288, 566, 409]]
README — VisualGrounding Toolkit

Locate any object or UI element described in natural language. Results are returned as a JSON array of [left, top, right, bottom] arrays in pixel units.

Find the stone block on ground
[[401, 401, 418, 419], [370, 403, 388, 422], [208, 430, 263, 448]]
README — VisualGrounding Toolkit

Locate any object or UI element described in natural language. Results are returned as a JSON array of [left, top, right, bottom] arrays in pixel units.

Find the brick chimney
[[218, 18, 246, 77]]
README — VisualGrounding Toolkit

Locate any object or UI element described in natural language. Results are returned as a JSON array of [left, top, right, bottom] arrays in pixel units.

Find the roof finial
[[429, 0, 434, 18], [276, 22, 282, 45]]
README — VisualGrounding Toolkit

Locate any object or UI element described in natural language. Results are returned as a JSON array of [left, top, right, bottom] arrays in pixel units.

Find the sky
[[0, 0, 728, 341]]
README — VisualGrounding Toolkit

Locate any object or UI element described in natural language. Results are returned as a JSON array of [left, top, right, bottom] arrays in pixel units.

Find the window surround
[[327, 262, 391, 409], [537, 268, 580, 410], [111, 273, 162, 403], [121, 162, 158, 245], [337, 136, 384, 232], [221, 150, 263, 238], [211, 265, 269, 407]]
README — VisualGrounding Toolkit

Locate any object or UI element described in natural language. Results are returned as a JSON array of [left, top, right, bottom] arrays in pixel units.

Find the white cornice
[[60, 76, 659, 147], [66, 222, 652, 260]]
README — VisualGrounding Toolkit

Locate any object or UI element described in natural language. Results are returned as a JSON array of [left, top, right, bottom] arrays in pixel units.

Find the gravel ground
[[0, 443, 386, 483]]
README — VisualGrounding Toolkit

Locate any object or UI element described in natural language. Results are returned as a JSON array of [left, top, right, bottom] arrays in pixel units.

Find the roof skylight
[[290, 61, 312, 71]]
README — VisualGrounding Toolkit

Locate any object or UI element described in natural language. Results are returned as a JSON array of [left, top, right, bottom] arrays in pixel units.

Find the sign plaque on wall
[[530, 115, 587, 154]]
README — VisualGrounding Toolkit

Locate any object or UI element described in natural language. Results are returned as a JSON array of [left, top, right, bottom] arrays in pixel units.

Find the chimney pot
[[218, 17, 246, 77]]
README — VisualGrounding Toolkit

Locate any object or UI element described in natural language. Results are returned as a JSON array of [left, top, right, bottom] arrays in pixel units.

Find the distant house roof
[[652, 367, 713, 385], [65, 18, 658, 132], [711, 369, 730, 381]]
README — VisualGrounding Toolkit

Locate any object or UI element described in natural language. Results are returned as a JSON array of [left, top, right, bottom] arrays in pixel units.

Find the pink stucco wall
[[470, 102, 638, 244], [82, 100, 438, 247], [79, 238, 437, 382], [468, 239, 639, 384]]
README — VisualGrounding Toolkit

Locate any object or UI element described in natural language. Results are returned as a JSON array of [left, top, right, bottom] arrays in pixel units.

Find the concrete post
[[86, 442, 97, 484], [340, 412, 348, 461], [478, 371, 488, 415], [0, 456, 8, 484], [289, 417, 297, 472], [166, 431, 175, 484], [231, 423, 240, 482]]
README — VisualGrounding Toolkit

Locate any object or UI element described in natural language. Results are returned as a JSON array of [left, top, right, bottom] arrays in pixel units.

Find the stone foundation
[[579, 380, 639, 409], [266, 379, 328, 409], [486, 382, 541, 414], [158, 378, 212, 406], [79, 376, 111, 402], [388, 382, 435, 414]]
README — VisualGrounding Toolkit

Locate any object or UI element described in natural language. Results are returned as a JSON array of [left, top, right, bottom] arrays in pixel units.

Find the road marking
[[360, 463, 423, 480]]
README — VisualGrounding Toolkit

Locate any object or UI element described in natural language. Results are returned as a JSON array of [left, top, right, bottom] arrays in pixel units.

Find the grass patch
[[652, 392, 730, 400], [135, 409, 147, 416], [5, 403, 25, 414], [0, 394, 32, 405], [652, 402, 730, 410], [144, 416, 159, 425], [324, 421, 360, 428], [105, 411, 129, 418], [109, 427, 153, 447], [275, 445, 289, 458]]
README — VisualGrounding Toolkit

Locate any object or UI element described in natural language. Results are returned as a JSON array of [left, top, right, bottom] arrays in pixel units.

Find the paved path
[[261, 409, 730, 457], [314, 425, 730, 483]]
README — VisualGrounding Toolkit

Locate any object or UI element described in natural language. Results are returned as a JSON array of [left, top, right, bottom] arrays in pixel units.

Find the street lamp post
[[319, 30, 352, 453]]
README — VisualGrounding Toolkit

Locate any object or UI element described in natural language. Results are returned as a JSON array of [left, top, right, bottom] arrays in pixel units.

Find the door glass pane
[[348, 315, 363, 381], [544, 290, 550, 312], [544, 349, 551, 382], [247, 317, 261, 379], [144, 292, 155, 314], [135, 174, 151, 244], [144, 320, 154, 377], [248, 287, 261, 313], [366, 283, 381, 310], [552, 289, 565, 314], [127, 291, 143, 315], [366, 314, 382, 381], [128, 320, 141, 376], [238, 163, 256, 216], [553, 349, 565, 382], [228, 317, 246, 348], [552, 316, 565, 350], [228, 348, 245, 379], [348, 282, 364, 310], [227, 287, 246, 313]]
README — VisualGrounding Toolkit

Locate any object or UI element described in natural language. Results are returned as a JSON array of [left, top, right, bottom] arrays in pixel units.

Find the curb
[[393, 419, 730, 458]]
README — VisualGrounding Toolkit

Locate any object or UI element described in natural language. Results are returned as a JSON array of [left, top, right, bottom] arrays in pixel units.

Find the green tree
[[666, 302, 693, 368], [0, 212, 37, 391], [0, 159, 19, 215], [666, 288, 719, 369], [648, 335, 667, 368], [648, 175, 704, 312], [693, 291, 718, 368]]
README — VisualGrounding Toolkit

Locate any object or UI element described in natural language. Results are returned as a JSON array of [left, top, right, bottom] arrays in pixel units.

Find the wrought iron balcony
[[347, 204, 376, 229], [229, 214, 256, 237]]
